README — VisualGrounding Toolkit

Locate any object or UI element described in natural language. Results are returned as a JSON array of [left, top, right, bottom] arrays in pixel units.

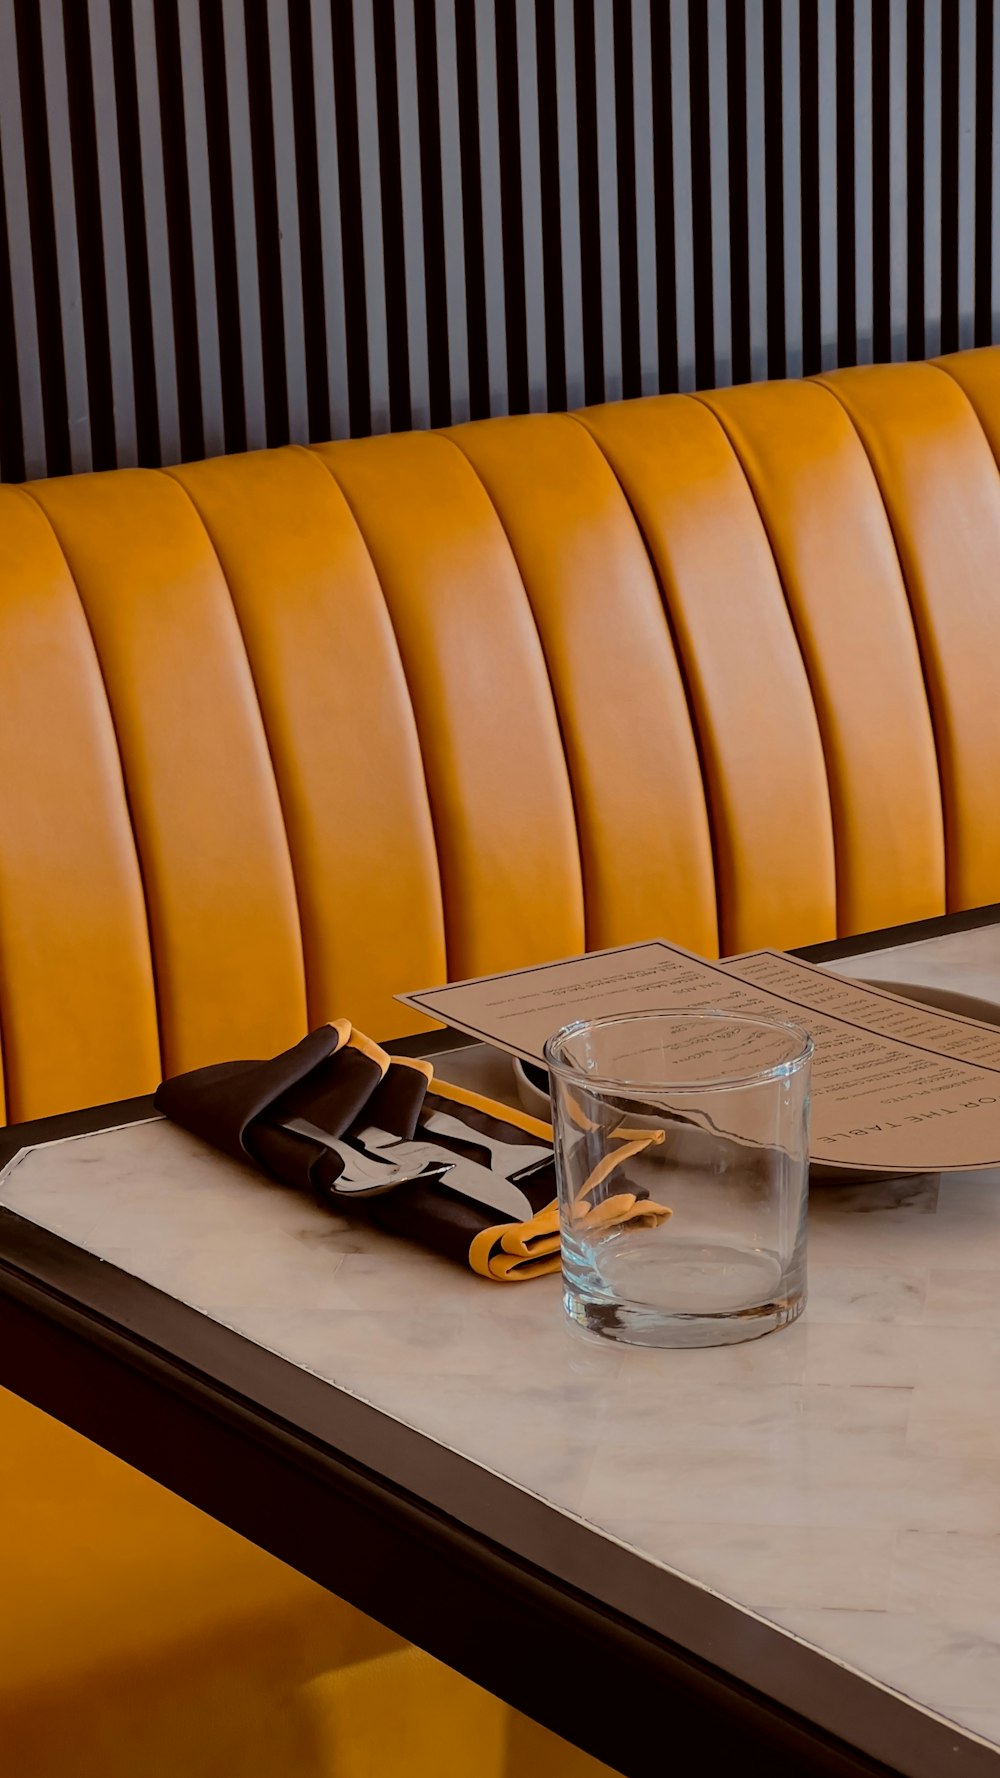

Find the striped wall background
[[0, 0, 996, 484]]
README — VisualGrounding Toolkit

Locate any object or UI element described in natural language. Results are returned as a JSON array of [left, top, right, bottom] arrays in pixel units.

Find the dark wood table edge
[[2, 906, 999, 1777], [794, 900, 1000, 964], [0, 1196, 946, 1778]]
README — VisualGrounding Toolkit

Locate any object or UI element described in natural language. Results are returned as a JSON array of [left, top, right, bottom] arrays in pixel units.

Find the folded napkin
[[154, 1022, 671, 1281]]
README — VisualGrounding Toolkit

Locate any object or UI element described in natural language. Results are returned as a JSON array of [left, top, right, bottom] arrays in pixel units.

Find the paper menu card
[[400, 941, 1000, 1174]]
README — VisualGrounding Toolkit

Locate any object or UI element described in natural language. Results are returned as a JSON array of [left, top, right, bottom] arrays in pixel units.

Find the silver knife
[[354, 1126, 537, 1221], [421, 1110, 552, 1180]]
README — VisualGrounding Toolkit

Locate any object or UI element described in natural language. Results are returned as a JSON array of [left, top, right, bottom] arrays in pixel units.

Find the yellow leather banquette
[[2, 347, 1000, 1774]]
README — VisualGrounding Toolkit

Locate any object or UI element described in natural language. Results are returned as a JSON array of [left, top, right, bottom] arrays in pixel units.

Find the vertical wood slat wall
[[0, 0, 996, 484]]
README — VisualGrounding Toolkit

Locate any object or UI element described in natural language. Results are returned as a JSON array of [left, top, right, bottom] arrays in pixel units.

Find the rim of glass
[[542, 1007, 814, 1094]]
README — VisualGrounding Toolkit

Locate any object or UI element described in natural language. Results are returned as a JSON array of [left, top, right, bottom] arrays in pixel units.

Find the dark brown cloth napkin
[[154, 1022, 671, 1281]]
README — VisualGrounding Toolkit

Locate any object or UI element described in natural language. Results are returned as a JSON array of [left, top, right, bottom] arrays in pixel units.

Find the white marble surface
[[6, 935, 1000, 1764], [4, 1088, 1000, 1762]]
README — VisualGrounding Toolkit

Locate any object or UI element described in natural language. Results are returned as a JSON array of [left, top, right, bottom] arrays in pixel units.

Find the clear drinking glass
[[544, 1010, 813, 1348]]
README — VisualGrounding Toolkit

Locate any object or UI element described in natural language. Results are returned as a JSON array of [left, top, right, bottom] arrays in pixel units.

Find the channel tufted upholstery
[[5, 351, 1000, 1126], [2, 348, 1000, 1773]]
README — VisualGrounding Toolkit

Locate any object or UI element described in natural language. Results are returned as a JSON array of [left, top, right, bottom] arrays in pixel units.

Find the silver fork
[[282, 1117, 449, 1197], [355, 1126, 537, 1221], [285, 1116, 546, 1220]]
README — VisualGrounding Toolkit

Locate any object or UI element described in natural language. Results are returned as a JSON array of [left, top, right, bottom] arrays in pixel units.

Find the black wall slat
[[534, 0, 567, 414], [0, 131, 25, 484], [411, 1, 450, 428], [725, 0, 751, 387], [155, 0, 205, 461], [907, 0, 927, 360], [572, 0, 604, 407], [371, 0, 411, 434], [872, 1, 892, 365], [198, 0, 245, 454], [975, 0, 995, 344], [14, 0, 72, 476], [109, 0, 161, 465], [687, 0, 716, 391], [62, 0, 115, 471], [1, 0, 997, 482], [835, 0, 858, 368], [494, 1, 528, 416], [649, 0, 679, 396], [798, 0, 821, 378], [612, 0, 639, 402], [941, 1, 962, 354], [287, 0, 330, 445], [762, 0, 786, 379], [329, 0, 370, 439], [454, 0, 490, 423], [243, 0, 289, 446]]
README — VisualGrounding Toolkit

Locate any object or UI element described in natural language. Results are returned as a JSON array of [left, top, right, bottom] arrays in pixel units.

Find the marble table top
[[6, 922, 1000, 1768]]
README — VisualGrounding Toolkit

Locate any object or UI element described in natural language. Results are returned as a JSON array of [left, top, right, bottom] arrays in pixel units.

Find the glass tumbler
[[544, 1010, 813, 1348]]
